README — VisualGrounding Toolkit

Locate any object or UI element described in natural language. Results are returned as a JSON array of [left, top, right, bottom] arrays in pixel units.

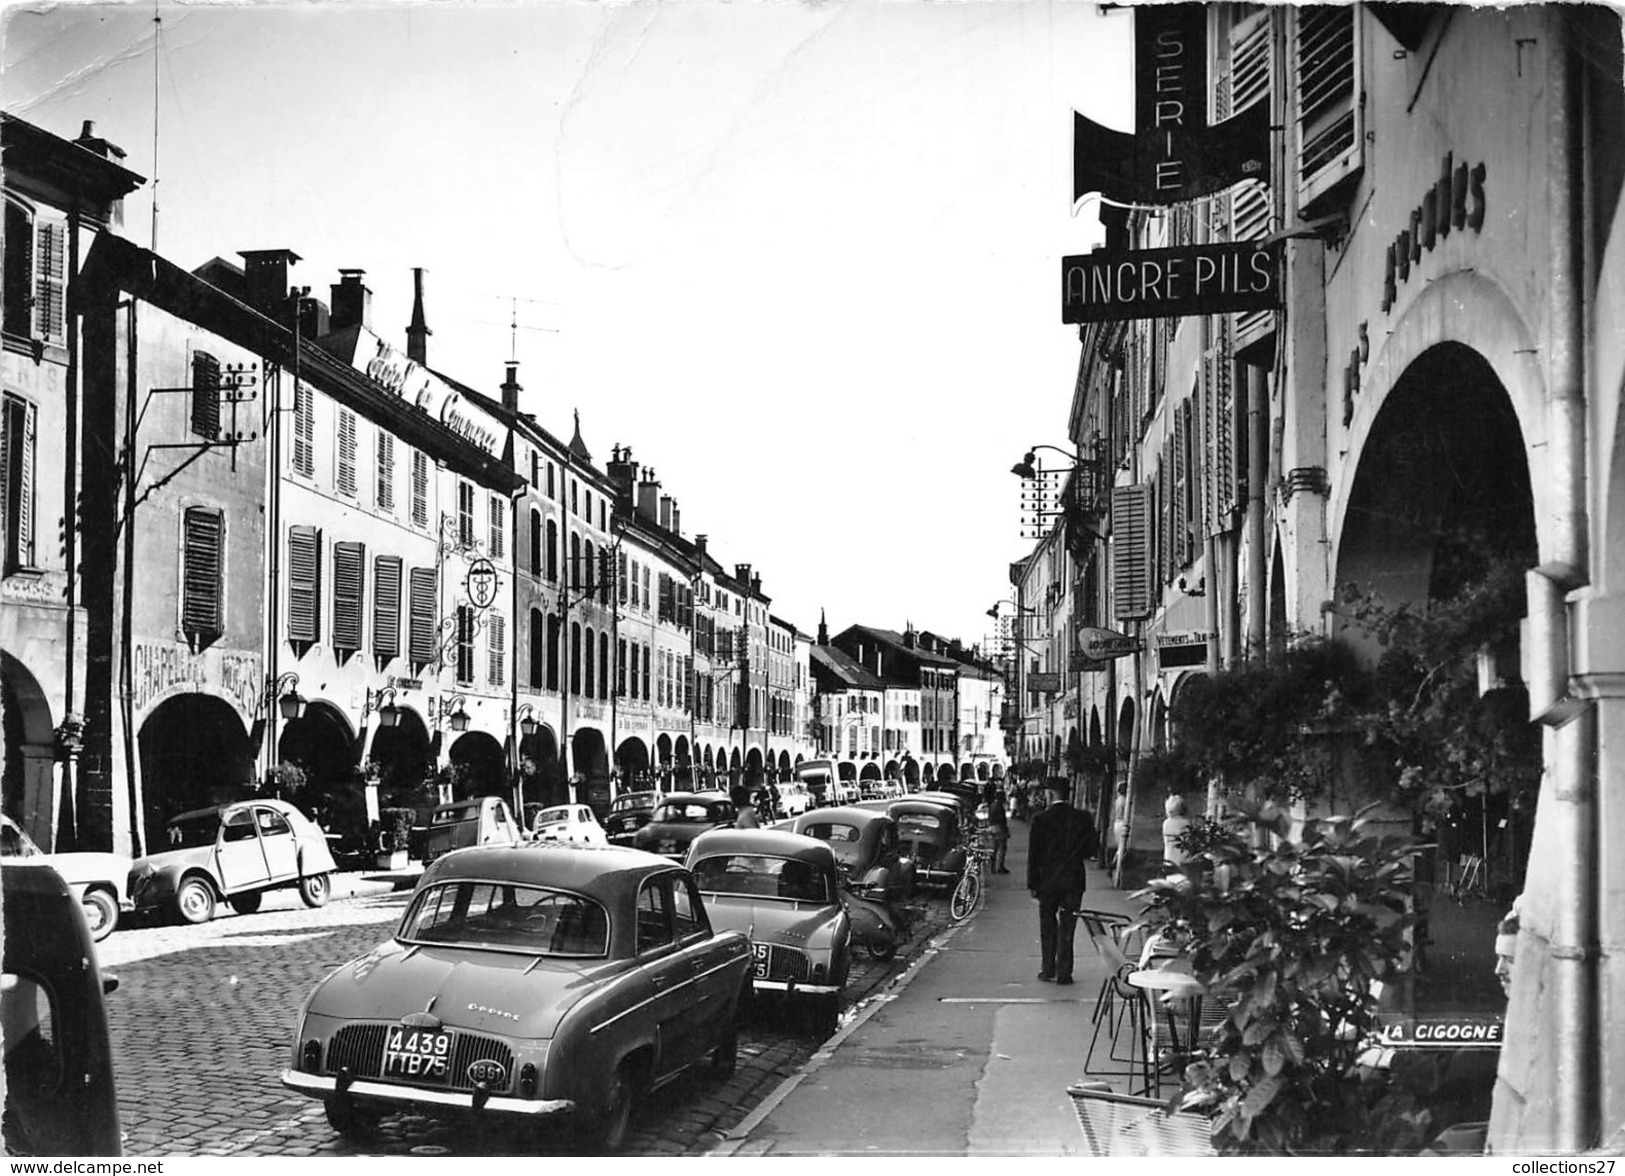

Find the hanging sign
[[1155, 631, 1211, 670], [1027, 672, 1063, 694], [1078, 627, 1142, 661], [465, 558, 499, 610], [1062, 241, 1280, 324]]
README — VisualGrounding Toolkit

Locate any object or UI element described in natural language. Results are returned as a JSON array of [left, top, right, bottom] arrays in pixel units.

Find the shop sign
[[357, 329, 500, 455], [1378, 1015, 1503, 1051], [466, 558, 500, 609], [1155, 631, 1211, 670], [1078, 627, 1142, 661], [131, 640, 261, 718], [1062, 241, 1279, 324], [1027, 672, 1063, 694]]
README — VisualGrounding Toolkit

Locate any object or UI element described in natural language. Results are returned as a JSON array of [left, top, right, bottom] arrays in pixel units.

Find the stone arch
[[140, 692, 257, 850], [1, 651, 54, 837], [449, 730, 507, 799], [859, 762, 882, 782], [616, 735, 651, 789], [518, 722, 563, 807], [365, 705, 435, 823]]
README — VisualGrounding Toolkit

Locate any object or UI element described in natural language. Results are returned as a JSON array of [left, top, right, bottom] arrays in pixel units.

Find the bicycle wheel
[[949, 870, 982, 922]]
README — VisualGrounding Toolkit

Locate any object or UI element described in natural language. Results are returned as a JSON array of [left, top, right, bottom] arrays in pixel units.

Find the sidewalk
[[715, 815, 1141, 1156]]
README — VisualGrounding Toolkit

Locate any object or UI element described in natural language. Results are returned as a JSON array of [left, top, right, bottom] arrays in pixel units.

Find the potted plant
[[374, 806, 416, 870]]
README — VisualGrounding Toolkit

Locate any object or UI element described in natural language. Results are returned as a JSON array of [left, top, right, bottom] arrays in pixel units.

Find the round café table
[[1127, 968, 1207, 1098]]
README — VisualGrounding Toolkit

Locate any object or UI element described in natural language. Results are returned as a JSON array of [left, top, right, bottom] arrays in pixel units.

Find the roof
[[810, 644, 886, 691], [838, 624, 959, 669], [686, 828, 837, 867], [2, 113, 145, 212], [568, 409, 593, 462], [424, 842, 678, 896]]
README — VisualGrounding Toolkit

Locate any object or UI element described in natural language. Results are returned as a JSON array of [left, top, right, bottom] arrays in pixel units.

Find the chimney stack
[[752, 573, 761, 595], [74, 120, 127, 162], [607, 445, 638, 506], [637, 469, 661, 522], [659, 495, 674, 531], [695, 534, 708, 559], [671, 503, 681, 537], [500, 361, 523, 413], [407, 267, 431, 365], [329, 269, 371, 332], [239, 249, 301, 321]]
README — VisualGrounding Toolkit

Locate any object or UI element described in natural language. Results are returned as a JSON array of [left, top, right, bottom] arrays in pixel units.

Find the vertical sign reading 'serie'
[[1137, 4, 1208, 198]]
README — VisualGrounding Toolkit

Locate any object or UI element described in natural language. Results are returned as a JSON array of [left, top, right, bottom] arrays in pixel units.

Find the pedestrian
[[1161, 794, 1192, 869], [983, 783, 1011, 873], [1027, 780, 1099, 986], [731, 787, 761, 829], [1110, 781, 1130, 873]]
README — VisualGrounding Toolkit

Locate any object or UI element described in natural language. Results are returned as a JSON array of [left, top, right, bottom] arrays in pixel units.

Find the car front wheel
[[298, 872, 331, 908], [80, 889, 119, 941], [175, 877, 216, 924]]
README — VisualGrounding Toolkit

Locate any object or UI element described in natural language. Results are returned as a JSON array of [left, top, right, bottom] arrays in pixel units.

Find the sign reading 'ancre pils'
[[1062, 241, 1281, 324]]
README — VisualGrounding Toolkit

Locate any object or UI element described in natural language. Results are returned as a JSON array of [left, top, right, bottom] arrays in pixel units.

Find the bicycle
[[950, 827, 994, 922]]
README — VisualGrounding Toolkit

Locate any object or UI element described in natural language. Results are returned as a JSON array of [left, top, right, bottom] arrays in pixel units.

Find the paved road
[[95, 875, 954, 1157]]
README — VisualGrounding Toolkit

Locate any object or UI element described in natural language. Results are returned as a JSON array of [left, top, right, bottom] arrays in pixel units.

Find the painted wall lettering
[[1382, 153, 1488, 314]]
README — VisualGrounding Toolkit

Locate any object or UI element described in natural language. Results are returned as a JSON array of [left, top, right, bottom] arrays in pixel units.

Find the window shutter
[[546, 520, 558, 582], [600, 550, 614, 604], [1294, 5, 1361, 212], [181, 507, 224, 637], [1111, 484, 1153, 620], [332, 540, 365, 651], [287, 526, 322, 642], [618, 551, 628, 605], [529, 510, 542, 576], [643, 645, 651, 702], [191, 351, 221, 440], [335, 410, 358, 496], [292, 383, 315, 477], [457, 481, 474, 548], [373, 555, 402, 658], [410, 450, 428, 527], [487, 613, 506, 687], [1225, 8, 1276, 345], [457, 606, 476, 684], [489, 495, 505, 559], [408, 567, 437, 664], [1172, 404, 1188, 568], [376, 433, 395, 511], [4, 202, 33, 336], [3, 397, 37, 570], [33, 219, 65, 343]]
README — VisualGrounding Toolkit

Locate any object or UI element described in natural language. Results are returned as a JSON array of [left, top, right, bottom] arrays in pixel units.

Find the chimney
[[298, 298, 329, 340], [407, 267, 431, 365], [671, 503, 681, 537], [74, 120, 127, 162], [239, 249, 301, 320], [752, 573, 762, 595], [500, 361, 523, 413], [659, 495, 674, 531], [903, 625, 916, 650], [735, 564, 752, 588], [694, 534, 708, 559], [607, 445, 638, 506], [329, 269, 371, 332], [637, 469, 661, 523]]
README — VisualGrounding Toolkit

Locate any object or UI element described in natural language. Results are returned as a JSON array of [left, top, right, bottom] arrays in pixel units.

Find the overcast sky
[[3, 0, 1131, 649]]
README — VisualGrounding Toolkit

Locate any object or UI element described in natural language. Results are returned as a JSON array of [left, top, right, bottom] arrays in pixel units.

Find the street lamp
[[1010, 444, 1081, 480], [363, 686, 400, 728], [270, 672, 306, 722], [516, 703, 540, 739], [444, 694, 471, 733]]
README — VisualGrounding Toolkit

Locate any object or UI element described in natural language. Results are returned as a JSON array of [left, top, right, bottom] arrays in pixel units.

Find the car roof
[[687, 828, 837, 865], [654, 791, 730, 805], [422, 843, 680, 897], [168, 798, 299, 823], [892, 798, 957, 815], [796, 805, 891, 828]]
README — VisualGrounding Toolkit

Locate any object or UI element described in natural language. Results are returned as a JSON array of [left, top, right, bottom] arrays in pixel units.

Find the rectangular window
[[408, 567, 437, 665], [1, 394, 37, 572], [629, 640, 641, 699], [180, 507, 224, 638], [287, 525, 322, 642], [456, 605, 476, 684], [529, 450, 540, 489], [457, 481, 475, 548], [335, 409, 358, 497], [191, 351, 221, 440], [643, 645, 651, 701], [332, 540, 365, 652], [410, 449, 428, 527], [291, 381, 315, 478], [1293, 5, 1362, 211], [617, 638, 628, 696], [489, 495, 506, 560], [373, 555, 402, 659], [547, 462, 555, 499], [376, 432, 395, 512], [487, 614, 506, 687], [643, 566, 651, 610]]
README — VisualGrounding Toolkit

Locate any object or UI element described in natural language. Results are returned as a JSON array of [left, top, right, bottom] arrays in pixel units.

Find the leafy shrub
[[376, 807, 417, 855]]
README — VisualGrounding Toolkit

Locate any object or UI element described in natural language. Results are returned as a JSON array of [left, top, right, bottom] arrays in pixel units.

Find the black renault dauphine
[[280, 842, 752, 1151], [630, 791, 737, 860]]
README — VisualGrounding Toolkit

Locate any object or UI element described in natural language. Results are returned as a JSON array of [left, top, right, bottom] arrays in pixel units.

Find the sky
[[2, 0, 1132, 650]]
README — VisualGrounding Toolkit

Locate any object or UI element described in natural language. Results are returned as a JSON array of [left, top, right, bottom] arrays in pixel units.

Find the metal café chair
[[1067, 1081, 1216, 1157], [1078, 910, 1154, 1090]]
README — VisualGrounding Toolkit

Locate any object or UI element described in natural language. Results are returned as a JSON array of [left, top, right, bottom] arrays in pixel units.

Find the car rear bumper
[[281, 1069, 575, 1118], [752, 979, 841, 995]]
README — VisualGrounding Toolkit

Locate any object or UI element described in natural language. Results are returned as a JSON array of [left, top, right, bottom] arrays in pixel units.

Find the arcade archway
[[1, 652, 53, 835], [277, 701, 355, 836], [449, 730, 506, 799], [366, 707, 433, 814], [572, 729, 610, 807], [518, 725, 563, 807], [617, 736, 651, 791]]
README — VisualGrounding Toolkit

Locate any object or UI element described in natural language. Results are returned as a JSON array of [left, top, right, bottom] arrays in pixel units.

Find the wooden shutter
[[287, 526, 322, 642], [457, 481, 474, 547], [332, 540, 365, 651], [33, 219, 65, 343], [618, 550, 628, 605], [4, 202, 33, 336], [191, 351, 221, 440], [1294, 5, 1361, 211], [489, 495, 505, 559], [529, 510, 542, 576], [181, 507, 223, 637], [487, 613, 506, 687], [376, 433, 395, 511], [2, 396, 36, 571], [530, 609, 545, 689], [1111, 484, 1153, 620], [373, 555, 402, 658], [292, 383, 314, 477], [458, 606, 476, 684], [335, 410, 358, 497], [411, 450, 428, 527], [1173, 402, 1189, 568], [408, 567, 437, 664]]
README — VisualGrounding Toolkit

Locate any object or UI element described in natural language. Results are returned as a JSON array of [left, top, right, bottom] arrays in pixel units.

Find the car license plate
[[753, 942, 770, 979], [658, 840, 676, 854], [382, 1026, 452, 1081]]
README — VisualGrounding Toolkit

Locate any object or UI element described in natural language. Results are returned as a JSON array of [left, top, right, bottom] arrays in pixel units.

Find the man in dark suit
[[1027, 781, 1098, 985]]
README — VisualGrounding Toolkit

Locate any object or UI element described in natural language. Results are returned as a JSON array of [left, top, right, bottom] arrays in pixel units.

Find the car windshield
[[165, 814, 221, 849], [399, 881, 609, 957], [0, 821, 38, 858], [652, 802, 722, 824], [533, 807, 572, 826], [611, 795, 651, 813], [691, 854, 832, 903], [800, 822, 864, 865], [432, 804, 481, 826]]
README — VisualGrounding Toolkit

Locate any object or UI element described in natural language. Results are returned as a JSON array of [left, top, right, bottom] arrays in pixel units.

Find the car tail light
[[519, 1063, 539, 1098], [302, 1039, 323, 1073]]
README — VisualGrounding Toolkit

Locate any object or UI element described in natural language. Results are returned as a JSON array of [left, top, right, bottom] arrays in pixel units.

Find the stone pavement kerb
[[712, 811, 1141, 1156]]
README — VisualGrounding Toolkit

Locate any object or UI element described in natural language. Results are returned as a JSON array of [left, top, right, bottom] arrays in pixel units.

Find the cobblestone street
[[98, 878, 953, 1157]]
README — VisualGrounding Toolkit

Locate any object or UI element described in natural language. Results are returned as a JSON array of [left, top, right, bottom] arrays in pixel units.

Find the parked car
[[127, 799, 337, 925], [530, 804, 608, 846], [280, 843, 752, 1151], [889, 799, 967, 890], [3, 862, 122, 1155], [789, 806, 914, 905], [0, 815, 130, 942], [424, 796, 524, 864], [631, 792, 736, 860], [685, 829, 851, 1035], [776, 782, 812, 818], [603, 791, 660, 847]]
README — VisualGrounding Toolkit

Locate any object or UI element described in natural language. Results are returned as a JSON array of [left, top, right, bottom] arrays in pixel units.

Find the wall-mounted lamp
[[444, 694, 471, 733], [1178, 576, 1207, 598], [270, 672, 306, 721], [1011, 444, 1081, 480], [363, 686, 400, 728], [516, 703, 540, 739]]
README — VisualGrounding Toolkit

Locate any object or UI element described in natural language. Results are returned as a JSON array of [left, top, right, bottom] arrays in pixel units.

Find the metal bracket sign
[[1027, 672, 1063, 694], [1061, 241, 1280, 324], [465, 557, 499, 610], [1078, 627, 1142, 661]]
